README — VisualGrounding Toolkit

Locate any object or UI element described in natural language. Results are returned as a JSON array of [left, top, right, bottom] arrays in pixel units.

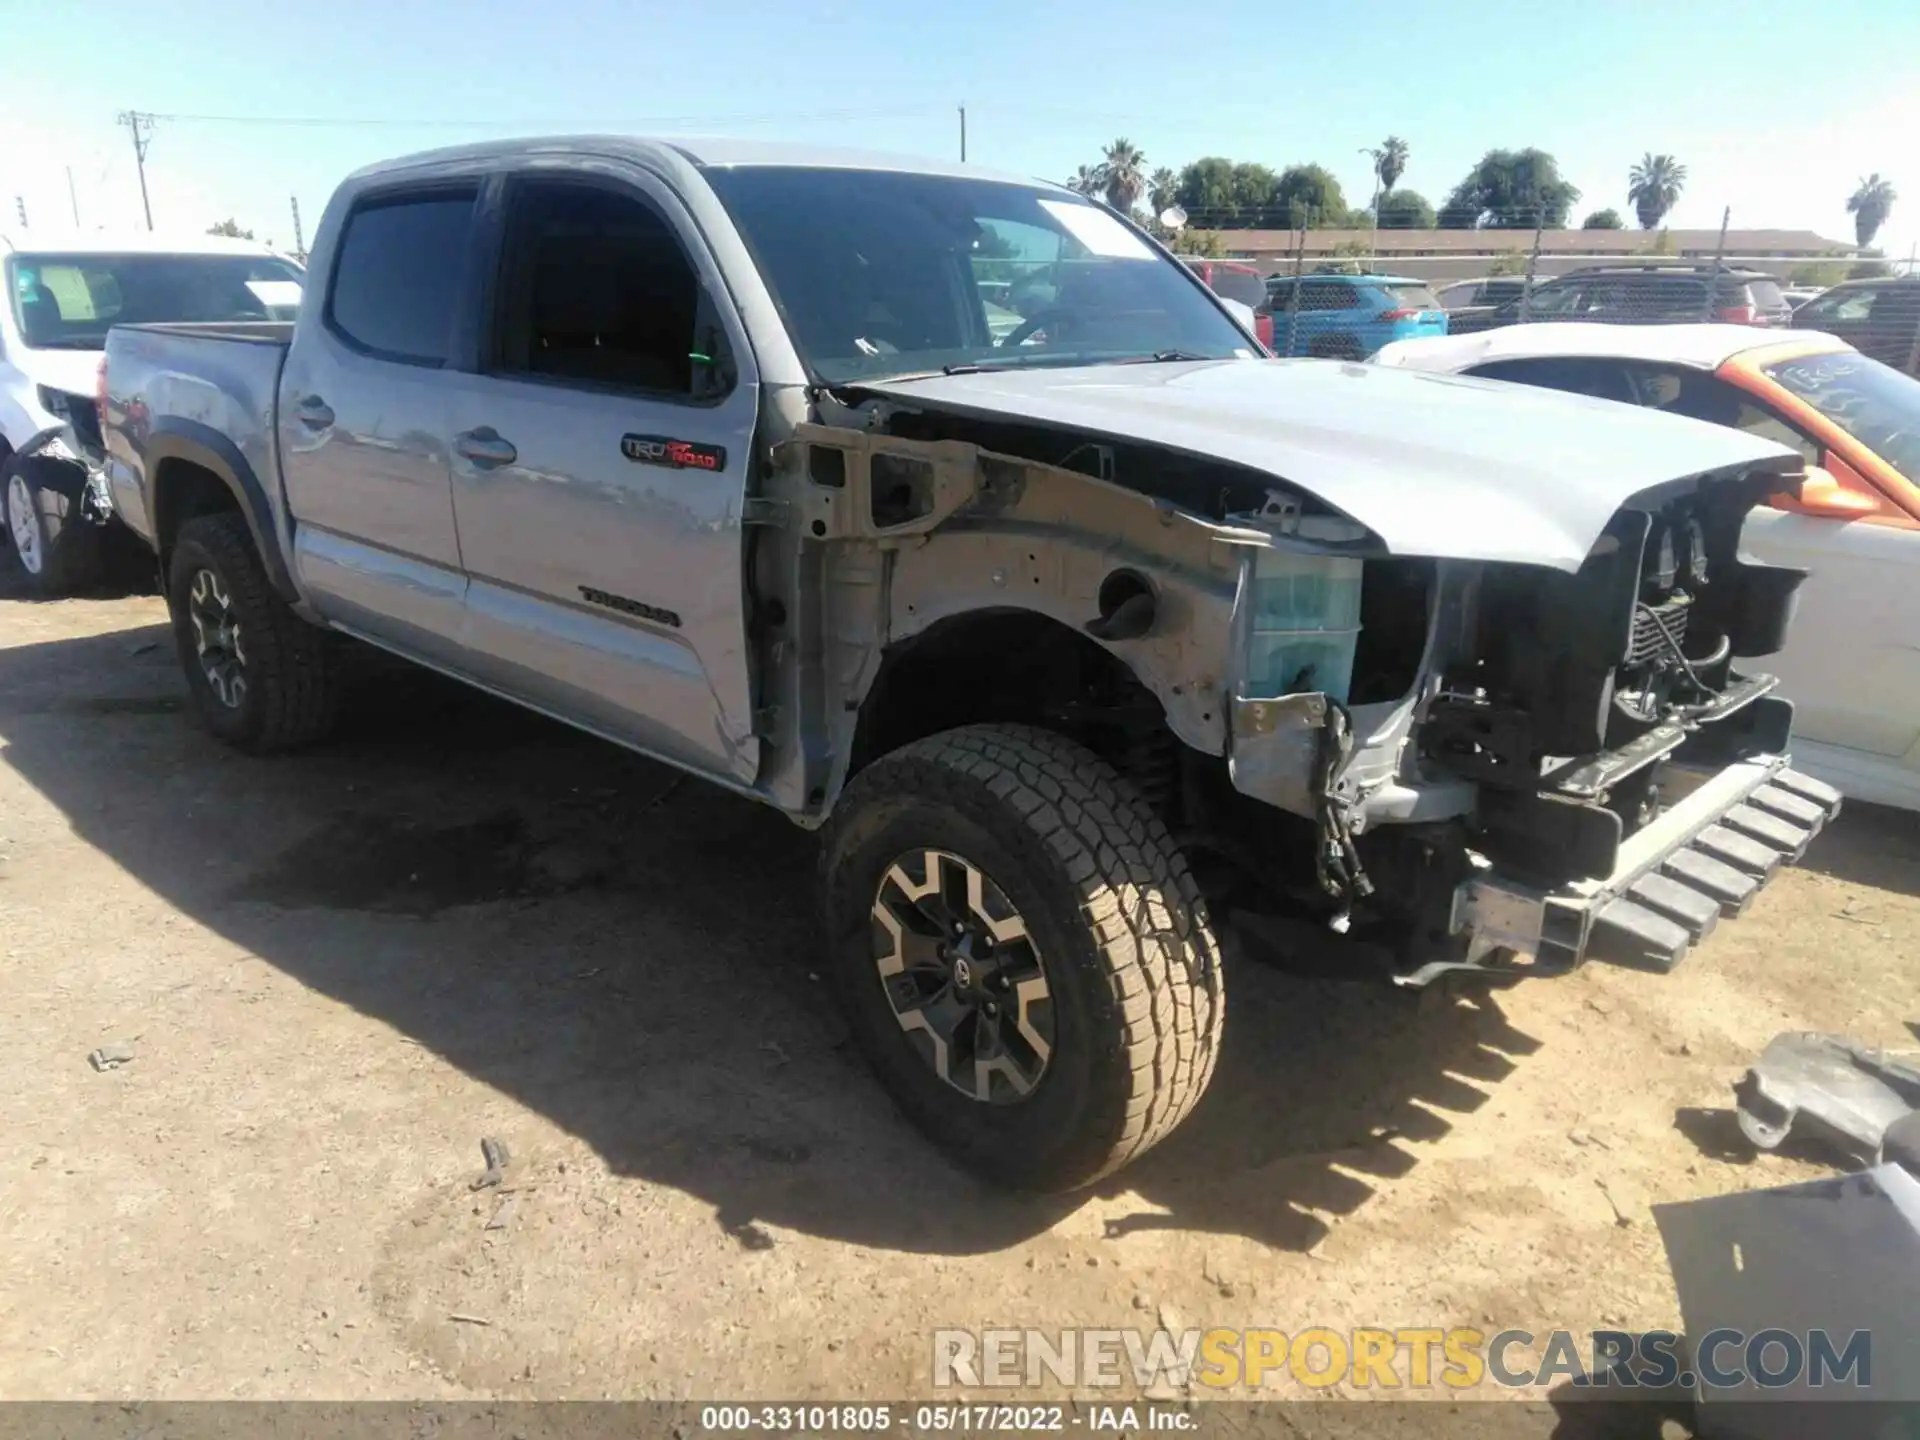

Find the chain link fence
[[1178, 204, 1920, 370]]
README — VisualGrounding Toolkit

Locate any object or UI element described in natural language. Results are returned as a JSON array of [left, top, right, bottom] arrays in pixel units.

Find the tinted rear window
[[328, 191, 477, 364], [1204, 267, 1267, 309], [1383, 283, 1440, 310], [6, 253, 305, 349]]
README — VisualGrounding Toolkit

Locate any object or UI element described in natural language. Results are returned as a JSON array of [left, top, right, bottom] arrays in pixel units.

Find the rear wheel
[[4, 455, 103, 595], [166, 512, 341, 752], [821, 724, 1225, 1191]]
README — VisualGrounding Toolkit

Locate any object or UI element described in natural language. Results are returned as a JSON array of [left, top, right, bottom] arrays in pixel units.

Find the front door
[[443, 170, 761, 783]]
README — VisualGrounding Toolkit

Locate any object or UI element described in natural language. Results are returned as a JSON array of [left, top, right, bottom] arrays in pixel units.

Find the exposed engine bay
[[768, 368, 1828, 984]]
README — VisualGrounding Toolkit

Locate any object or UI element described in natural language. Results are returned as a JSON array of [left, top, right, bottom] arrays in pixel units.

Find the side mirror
[[1792, 464, 1881, 519]]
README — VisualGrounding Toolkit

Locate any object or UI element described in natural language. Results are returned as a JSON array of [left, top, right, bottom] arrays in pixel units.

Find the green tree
[[1148, 167, 1179, 218], [207, 218, 255, 239], [1066, 165, 1102, 198], [1375, 188, 1435, 228], [1439, 149, 1580, 229], [1485, 250, 1529, 276], [1582, 208, 1625, 230], [1373, 136, 1409, 193], [1101, 138, 1148, 214], [1640, 228, 1678, 256], [1848, 174, 1898, 246], [1627, 154, 1687, 230], [1275, 163, 1349, 228], [1176, 157, 1239, 222], [1177, 229, 1227, 258], [1173, 159, 1291, 229], [1229, 163, 1282, 223], [1848, 246, 1894, 280]]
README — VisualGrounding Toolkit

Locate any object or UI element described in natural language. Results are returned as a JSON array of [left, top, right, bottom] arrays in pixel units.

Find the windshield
[[702, 166, 1251, 383], [1764, 349, 1920, 482], [1190, 263, 1267, 310], [1383, 283, 1441, 311], [6, 252, 305, 350]]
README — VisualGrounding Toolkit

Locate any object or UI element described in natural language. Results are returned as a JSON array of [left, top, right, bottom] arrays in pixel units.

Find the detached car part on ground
[[0, 235, 305, 595], [102, 139, 1837, 1192]]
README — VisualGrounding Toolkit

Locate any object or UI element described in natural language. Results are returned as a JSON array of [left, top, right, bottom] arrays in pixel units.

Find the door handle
[[455, 427, 517, 469], [294, 395, 334, 430]]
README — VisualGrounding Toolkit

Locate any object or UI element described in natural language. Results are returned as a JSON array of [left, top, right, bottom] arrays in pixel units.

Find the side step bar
[[1588, 767, 1843, 973]]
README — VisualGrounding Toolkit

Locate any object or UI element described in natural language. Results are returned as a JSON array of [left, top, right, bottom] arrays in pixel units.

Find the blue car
[[1261, 273, 1448, 358]]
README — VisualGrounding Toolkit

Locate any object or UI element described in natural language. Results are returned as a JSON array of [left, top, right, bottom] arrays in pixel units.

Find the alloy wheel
[[870, 848, 1054, 1103], [7, 472, 41, 575], [187, 567, 248, 708]]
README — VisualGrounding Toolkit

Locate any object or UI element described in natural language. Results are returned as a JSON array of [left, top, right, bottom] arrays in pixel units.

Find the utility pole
[[958, 105, 967, 163], [290, 195, 305, 260], [66, 167, 80, 227], [118, 110, 156, 231]]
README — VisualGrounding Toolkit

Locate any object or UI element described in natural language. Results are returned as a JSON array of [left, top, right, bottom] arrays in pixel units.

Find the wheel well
[[153, 459, 242, 567], [851, 609, 1183, 813]]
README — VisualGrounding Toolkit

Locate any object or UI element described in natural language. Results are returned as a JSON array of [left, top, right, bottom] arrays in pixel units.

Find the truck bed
[[102, 322, 297, 555], [114, 320, 296, 345]]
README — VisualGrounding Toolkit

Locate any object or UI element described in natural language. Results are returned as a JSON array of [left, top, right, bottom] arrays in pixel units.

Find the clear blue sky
[[1, 0, 1914, 259]]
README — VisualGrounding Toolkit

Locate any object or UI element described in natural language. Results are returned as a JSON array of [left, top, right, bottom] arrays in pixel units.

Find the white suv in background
[[1, 232, 304, 594]]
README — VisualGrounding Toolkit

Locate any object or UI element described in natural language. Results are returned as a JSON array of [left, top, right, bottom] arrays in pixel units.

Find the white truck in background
[[1, 232, 304, 594]]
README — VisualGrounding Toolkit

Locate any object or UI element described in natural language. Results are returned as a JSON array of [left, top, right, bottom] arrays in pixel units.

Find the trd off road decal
[[621, 434, 726, 471]]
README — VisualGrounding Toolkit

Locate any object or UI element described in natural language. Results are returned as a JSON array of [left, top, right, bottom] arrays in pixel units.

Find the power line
[[145, 103, 940, 131]]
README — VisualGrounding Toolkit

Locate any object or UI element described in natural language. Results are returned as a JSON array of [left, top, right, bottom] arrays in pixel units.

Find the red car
[[1180, 257, 1274, 350]]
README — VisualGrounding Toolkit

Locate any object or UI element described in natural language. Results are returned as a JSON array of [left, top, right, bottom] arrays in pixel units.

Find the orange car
[[1375, 324, 1920, 809]]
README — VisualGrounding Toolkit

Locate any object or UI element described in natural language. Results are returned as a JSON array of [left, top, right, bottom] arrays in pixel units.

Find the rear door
[[443, 168, 762, 783], [279, 184, 480, 653]]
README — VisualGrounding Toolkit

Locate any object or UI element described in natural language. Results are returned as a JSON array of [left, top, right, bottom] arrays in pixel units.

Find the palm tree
[[1627, 153, 1687, 230], [1066, 165, 1103, 198], [1374, 136, 1409, 193], [1848, 174, 1898, 247], [1148, 167, 1179, 218], [1100, 138, 1148, 214]]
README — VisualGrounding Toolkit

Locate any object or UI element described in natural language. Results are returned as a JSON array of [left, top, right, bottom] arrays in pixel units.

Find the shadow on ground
[[1798, 797, 1920, 897], [1, 618, 1551, 1258]]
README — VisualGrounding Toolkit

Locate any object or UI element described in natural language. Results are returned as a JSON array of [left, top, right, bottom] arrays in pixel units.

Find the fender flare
[[4, 427, 89, 502], [145, 418, 299, 602]]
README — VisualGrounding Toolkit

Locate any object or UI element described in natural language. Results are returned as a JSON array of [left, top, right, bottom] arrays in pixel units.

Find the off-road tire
[[4, 454, 104, 596], [167, 512, 340, 752], [821, 724, 1225, 1192]]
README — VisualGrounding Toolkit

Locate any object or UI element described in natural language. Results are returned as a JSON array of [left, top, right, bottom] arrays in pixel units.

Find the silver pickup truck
[[102, 137, 1840, 1192]]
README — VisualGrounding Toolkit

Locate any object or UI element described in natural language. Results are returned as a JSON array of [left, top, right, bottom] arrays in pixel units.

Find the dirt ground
[[2, 558, 1916, 1418]]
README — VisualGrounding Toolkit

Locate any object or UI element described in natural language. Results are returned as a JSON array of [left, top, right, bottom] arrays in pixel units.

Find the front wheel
[[821, 724, 1225, 1191], [4, 455, 103, 595], [167, 512, 341, 752]]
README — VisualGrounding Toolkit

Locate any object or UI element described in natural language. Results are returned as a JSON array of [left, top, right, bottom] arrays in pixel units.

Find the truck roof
[[345, 134, 1058, 192], [0, 231, 287, 258]]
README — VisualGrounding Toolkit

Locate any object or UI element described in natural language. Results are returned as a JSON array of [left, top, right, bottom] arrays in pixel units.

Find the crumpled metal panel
[[861, 358, 1800, 572], [1736, 1031, 1920, 1167]]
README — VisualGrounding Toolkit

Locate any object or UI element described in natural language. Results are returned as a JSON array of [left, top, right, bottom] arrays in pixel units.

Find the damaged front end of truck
[[759, 359, 1842, 984]]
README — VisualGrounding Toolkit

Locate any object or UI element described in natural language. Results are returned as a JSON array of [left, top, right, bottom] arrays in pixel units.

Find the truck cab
[[101, 139, 1839, 1193]]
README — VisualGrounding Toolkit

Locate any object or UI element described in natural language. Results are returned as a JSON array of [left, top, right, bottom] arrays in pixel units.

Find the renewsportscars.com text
[[932, 1327, 1872, 1391]]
